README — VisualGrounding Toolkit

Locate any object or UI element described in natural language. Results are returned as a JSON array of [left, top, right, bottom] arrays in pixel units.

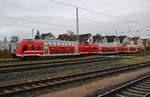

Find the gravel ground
[[38, 67, 150, 97], [0, 55, 100, 65], [0, 59, 120, 84]]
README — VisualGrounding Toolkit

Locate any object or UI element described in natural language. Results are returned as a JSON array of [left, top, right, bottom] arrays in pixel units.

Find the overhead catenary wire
[[0, 1, 38, 11], [47, 0, 134, 22], [0, 0, 140, 27], [0, 17, 74, 29], [101, 0, 134, 14], [0, 0, 148, 38]]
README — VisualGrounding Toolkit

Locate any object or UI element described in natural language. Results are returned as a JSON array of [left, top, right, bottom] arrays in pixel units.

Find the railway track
[[0, 57, 123, 74], [0, 62, 150, 97], [0, 53, 136, 65], [0, 59, 21, 64], [0, 56, 113, 68], [97, 73, 150, 97]]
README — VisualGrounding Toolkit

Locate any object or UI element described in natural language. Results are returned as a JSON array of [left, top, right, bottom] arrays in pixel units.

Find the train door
[[74, 45, 78, 54], [44, 43, 49, 56]]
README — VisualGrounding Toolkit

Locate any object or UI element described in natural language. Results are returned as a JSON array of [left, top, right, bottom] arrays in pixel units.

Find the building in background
[[35, 30, 56, 40], [40, 33, 56, 40], [118, 36, 130, 45], [58, 33, 93, 44], [0, 36, 19, 54], [78, 33, 93, 44], [105, 36, 120, 45], [57, 34, 75, 41], [10, 36, 19, 54]]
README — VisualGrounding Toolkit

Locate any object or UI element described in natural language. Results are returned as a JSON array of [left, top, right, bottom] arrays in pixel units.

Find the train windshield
[[22, 45, 28, 52]]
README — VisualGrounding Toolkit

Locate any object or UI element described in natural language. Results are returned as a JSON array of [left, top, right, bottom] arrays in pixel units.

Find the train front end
[[16, 40, 44, 58]]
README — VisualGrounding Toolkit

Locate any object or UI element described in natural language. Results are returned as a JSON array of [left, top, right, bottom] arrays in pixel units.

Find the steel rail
[[0, 62, 149, 97], [0, 57, 122, 74], [98, 73, 150, 97]]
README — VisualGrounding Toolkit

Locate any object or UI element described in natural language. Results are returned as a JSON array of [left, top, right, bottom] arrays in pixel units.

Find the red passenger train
[[16, 39, 141, 58]]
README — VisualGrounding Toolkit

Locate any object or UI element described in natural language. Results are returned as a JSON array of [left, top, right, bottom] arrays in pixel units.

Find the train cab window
[[28, 45, 32, 50], [22, 45, 28, 52]]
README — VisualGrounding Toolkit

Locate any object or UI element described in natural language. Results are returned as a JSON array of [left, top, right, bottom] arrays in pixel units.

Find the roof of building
[[92, 34, 104, 43], [78, 33, 91, 43], [57, 33, 92, 43], [105, 36, 118, 42], [118, 36, 128, 43], [40, 32, 56, 39], [129, 37, 140, 44], [57, 34, 76, 41]]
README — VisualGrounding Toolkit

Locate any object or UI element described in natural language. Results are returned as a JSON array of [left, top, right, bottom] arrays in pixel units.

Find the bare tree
[[11, 36, 19, 43], [35, 30, 40, 39], [67, 30, 74, 36]]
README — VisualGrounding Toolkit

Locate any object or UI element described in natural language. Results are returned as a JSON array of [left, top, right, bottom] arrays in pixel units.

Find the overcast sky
[[0, 0, 150, 40]]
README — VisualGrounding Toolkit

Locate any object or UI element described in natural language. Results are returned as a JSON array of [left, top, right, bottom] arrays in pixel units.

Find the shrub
[[0, 50, 13, 58]]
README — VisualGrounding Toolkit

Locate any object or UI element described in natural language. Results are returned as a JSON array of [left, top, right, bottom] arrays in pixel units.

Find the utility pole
[[128, 26, 131, 33], [76, 7, 79, 42], [115, 29, 117, 36], [32, 29, 34, 40]]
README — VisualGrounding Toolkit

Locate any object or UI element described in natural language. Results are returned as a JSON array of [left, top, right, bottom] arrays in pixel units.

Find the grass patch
[[0, 50, 13, 58], [120, 54, 150, 65]]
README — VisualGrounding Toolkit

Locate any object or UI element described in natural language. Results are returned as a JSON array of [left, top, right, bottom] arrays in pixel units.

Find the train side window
[[51, 41, 53, 45], [57, 42, 59, 45], [49, 42, 52, 45], [53, 41, 56, 45], [55, 41, 57, 45], [32, 45, 34, 50], [60, 42, 62, 46], [66, 42, 69, 45], [58, 42, 61, 45], [62, 42, 65, 46]]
